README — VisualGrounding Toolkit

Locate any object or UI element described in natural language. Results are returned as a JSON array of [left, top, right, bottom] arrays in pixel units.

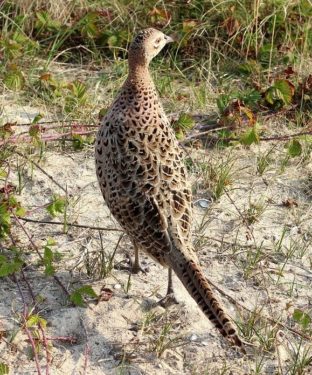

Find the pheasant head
[[128, 28, 174, 68]]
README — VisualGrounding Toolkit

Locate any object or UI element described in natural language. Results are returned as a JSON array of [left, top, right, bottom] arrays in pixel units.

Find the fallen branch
[[45, 336, 78, 344], [38, 322, 52, 373], [9, 120, 79, 127], [0, 130, 96, 146], [182, 129, 312, 143], [18, 216, 123, 232], [14, 124, 97, 138]]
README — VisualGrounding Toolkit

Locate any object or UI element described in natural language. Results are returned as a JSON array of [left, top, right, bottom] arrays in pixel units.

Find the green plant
[[265, 79, 295, 109], [3, 64, 25, 91], [69, 285, 97, 307], [242, 243, 265, 279], [243, 200, 266, 225], [256, 146, 276, 175], [64, 81, 88, 114], [46, 195, 66, 218], [150, 322, 176, 357], [200, 156, 234, 200], [0, 249, 23, 277], [0, 363, 9, 375], [172, 112, 195, 139], [287, 339, 312, 375]]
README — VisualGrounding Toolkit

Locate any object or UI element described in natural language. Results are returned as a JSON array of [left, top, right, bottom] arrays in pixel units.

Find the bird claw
[[158, 293, 179, 308], [114, 263, 147, 274], [131, 264, 147, 274], [115, 253, 148, 274]]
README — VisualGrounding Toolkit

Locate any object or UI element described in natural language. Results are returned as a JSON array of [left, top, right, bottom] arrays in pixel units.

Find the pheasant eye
[[155, 38, 161, 44]]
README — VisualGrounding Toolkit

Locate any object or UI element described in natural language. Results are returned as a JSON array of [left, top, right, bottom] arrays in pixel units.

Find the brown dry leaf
[[284, 66, 295, 77], [0, 122, 15, 141], [0, 330, 7, 339], [97, 9, 113, 21], [220, 100, 256, 130], [182, 19, 198, 33], [0, 183, 16, 194], [222, 17, 240, 36], [285, 79, 296, 96], [39, 73, 52, 81], [72, 123, 87, 134], [190, 139, 203, 149], [300, 74, 312, 94], [148, 7, 171, 26], [97, 287, 113, 303], [282, 198, 298, 208]]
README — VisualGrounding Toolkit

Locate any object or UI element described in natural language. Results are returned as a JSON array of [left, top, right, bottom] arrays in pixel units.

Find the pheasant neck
[[127, 64, 155, 89]]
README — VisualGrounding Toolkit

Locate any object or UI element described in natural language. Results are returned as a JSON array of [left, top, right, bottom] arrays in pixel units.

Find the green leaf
[[287, 139, 302, 157], [98, 108, 108, 120], [4, 69, 25, 91], [176, 113, 194, 131], [175, 130, 184, 140], [46, 195, 66, 218], [70, 290, 84, 306], [0, 255, 23, 277], [240, 126, 260, 146], [0, 169, 8, 178], [70, 285, 97, 307], [43, 246, 55, 276], [217, 94, 230, 113], [15, 206, 26, 217], [265, 80, 294, 108], [274, 80, 294, 105], [236, 60, 259, 76], [241, 89, 262, 107], [107, 35, 118, 47], [0, 204, 11, 239], [65, 81, 88, 113], [29, 124, 40, 138], [72, 134, 84, 150], [35, 11, 61, 31], [293, 309, 311, 329], [79, 12, 99, 39], [26, 314, 47, 328], [172, 113, 195, 140], [259, 43, 277, 66], [0, 363, 9, 375], [32, 114, 44, 124], [77, 285, 97, 298], [46, 237, 56, 246], [26, 314, 40, 327]]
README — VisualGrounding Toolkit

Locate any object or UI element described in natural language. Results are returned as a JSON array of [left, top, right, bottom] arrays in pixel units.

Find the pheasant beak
[[164, 35, 174, 44]]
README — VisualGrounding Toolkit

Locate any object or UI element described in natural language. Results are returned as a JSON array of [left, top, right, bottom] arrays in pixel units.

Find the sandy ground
[[1, 98, 312, 375]]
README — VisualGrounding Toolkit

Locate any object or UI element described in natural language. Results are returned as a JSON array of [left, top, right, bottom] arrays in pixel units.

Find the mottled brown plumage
[[95, 28, 244, 351]]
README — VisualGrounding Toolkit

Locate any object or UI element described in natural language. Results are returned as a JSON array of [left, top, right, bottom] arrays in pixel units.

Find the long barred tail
[[171, 256, 245, 351]]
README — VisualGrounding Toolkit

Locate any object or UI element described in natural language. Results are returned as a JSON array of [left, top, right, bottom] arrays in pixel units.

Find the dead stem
[[14, 275, 43, 375], [18, 216, 123, 232], [15, 150, 67, 193], [182, 129, 312, 143], [13, 213, 70, 297]]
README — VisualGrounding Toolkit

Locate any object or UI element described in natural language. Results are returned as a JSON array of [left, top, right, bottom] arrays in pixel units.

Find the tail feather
[[171, 256, 244, 351]]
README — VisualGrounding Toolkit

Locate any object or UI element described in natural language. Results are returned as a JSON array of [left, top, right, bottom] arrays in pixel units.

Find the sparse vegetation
[[1, 0, 312, 374]]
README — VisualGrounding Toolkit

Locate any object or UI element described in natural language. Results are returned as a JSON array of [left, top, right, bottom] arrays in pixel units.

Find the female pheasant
[[95, 28, 244, 350]]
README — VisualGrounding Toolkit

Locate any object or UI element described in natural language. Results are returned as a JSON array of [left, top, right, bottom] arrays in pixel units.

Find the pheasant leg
[[131, 243, 146, 274], [159, 268, 179, 307]]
